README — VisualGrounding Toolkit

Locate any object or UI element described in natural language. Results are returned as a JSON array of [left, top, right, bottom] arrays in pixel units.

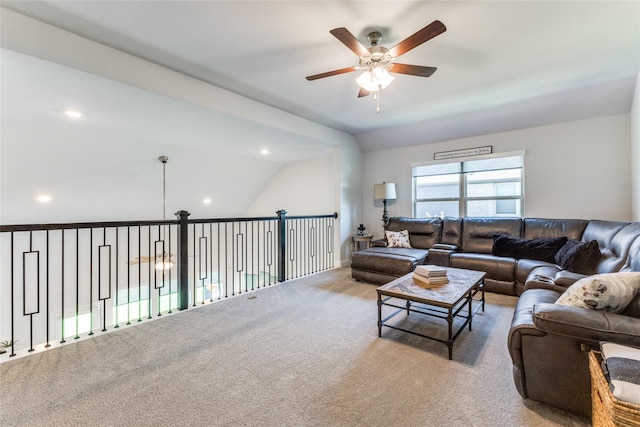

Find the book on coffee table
[[415, 265, 447, 276], [412, 265, 449, 288]]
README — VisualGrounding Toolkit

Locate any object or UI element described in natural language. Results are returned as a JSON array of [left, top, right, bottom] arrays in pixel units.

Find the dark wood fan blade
[[390, 63, 437, 77], [388, 20, 446, 57], [357, 88, 370, 98], [330, 28, 370, 57], [306, 66, 358, 81]]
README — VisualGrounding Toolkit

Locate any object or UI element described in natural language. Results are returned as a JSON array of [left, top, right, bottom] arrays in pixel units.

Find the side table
[[352, 234, 373, 252]]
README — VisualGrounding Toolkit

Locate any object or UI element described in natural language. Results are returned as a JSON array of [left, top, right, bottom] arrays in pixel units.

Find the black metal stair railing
[[0, 210, 338, 358]]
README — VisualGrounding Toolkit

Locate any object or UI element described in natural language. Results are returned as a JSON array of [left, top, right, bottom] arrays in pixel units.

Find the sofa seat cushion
[[450, 252, 516, 282], [350, 247, 428, 277]]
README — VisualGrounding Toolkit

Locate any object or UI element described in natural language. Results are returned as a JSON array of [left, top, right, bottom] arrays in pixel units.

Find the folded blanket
[[601, 342, 640, 406]]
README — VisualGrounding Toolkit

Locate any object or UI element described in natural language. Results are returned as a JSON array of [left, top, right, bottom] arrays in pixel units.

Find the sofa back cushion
[[385, 217, 442, 249], [523, 218, 587, 240], [461, 217, 522, 254], [601, 223, 640, 273], [582, 220, 631, 274], [441, 217, 462, 247]]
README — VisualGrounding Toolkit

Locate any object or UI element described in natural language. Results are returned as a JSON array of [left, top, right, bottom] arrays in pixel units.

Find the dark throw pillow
[[492, 234, 567, 263], [555, 239, 580, 264], [555, 239, 601, 275], [492, 234, 524, 258]]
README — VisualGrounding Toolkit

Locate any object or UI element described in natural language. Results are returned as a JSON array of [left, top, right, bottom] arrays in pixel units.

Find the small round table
[[352, 234, 373, 252]]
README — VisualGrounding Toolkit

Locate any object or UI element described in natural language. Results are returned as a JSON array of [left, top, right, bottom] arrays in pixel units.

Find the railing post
[[176, 210, 190, 310], [277, 210, 287, 282]]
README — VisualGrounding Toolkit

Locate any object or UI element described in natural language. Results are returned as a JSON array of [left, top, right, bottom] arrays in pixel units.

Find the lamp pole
[[382, 198, 390, 226]]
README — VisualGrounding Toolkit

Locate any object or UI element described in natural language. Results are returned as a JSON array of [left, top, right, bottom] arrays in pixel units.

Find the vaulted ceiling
[[3, 1, 639, 153], [1, 1, 639, 224]]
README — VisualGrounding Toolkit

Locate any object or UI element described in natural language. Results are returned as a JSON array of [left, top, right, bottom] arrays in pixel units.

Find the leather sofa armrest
[[371, 239, 387, 247], [426, 244, 459, 267], [525, 279, 568, 294], [525, 267, 585, 293], [507, 288, 558, 368], [554, 270, 585, 287], [525, 266, 566, 293], [431, 243, 459, 251], [533, 303, 640, 347]]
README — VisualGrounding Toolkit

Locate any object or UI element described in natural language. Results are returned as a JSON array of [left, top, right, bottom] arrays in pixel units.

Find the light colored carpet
[[0, 268, 588, 426]]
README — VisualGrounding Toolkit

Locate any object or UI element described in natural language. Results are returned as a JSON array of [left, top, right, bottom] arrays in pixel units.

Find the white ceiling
[[2, 0, 639, 153]]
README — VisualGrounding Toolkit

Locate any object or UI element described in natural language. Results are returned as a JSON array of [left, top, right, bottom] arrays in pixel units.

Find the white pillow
[[555, 272, 640, 313], [385, 229, 412, 249]]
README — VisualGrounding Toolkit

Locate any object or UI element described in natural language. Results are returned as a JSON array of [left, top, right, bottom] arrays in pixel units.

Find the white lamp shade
[[374, 182, 396, 200]]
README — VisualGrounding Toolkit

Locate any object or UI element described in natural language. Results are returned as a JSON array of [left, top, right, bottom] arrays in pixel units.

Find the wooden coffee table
[[376, 266, 486, 360]]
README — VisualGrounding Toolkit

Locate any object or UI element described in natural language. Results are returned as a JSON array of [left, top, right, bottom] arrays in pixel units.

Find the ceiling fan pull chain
[[375, 90, 380, 113]]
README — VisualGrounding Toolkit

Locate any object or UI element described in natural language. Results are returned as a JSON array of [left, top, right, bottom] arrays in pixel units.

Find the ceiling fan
[[306, 20, 446, 102]]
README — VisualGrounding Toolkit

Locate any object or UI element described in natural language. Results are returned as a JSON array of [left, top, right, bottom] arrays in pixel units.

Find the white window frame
[[411, 150, 526, 218]]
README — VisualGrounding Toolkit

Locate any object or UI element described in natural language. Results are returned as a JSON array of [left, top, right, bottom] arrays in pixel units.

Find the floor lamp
[[374, 182, 396, 226]]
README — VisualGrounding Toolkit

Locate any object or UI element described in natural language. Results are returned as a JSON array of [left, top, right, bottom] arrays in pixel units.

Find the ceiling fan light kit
[[356, 66, 395, 92], [306, 20, 446, 112]]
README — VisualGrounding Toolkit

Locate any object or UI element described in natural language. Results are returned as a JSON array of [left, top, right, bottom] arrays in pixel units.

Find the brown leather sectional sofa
[[350, 216, 640, 418]]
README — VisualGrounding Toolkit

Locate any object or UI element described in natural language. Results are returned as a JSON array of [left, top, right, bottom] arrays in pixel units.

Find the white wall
[[336, 140, 363, 266], [244, 156, 335, 217], [362, 114, 632, 240], [631, 72, 640, 221]]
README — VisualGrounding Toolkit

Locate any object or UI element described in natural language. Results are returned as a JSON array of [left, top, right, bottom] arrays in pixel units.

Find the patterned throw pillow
[[385, 229, 412, 248], [555, 272, 640, 313]]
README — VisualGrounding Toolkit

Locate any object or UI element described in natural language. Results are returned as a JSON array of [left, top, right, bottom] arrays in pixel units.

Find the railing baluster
[[75, 229, 80, 339], [168, 224, 173, 313], [45, 230, 50, 348], [126, 227, 131, 325], [88, 228, 93, 336], [209, 223, 214, 302], [61, 230, 66, 343], [115, 227, 120, 328], [217, 222, 221, 300]]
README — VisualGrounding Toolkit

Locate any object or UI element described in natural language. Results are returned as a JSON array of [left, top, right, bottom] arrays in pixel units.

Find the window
[[412, 153, 524, 218]]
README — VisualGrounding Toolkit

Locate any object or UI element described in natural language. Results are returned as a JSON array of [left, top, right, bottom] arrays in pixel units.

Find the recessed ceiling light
[[260, 149, 269, 155], [64, 110, 83, 118], [37, 194, 52, 203], [203, 198, 212, 205]]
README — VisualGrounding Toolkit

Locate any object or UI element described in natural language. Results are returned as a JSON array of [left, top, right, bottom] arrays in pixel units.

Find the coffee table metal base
[[377, 279, 484, 360]]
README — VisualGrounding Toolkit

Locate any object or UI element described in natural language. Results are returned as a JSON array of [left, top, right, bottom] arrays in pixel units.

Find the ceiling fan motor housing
[[367, 31, 382, 46]]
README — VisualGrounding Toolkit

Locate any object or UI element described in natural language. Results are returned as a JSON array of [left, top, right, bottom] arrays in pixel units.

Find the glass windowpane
[[415, 174, 460, 199], [415, 201, 459, 218], [467, 199, 522, 217]]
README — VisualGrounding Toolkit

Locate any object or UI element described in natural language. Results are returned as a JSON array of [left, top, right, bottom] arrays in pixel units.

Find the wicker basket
[[589, 351, 640, 426]]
